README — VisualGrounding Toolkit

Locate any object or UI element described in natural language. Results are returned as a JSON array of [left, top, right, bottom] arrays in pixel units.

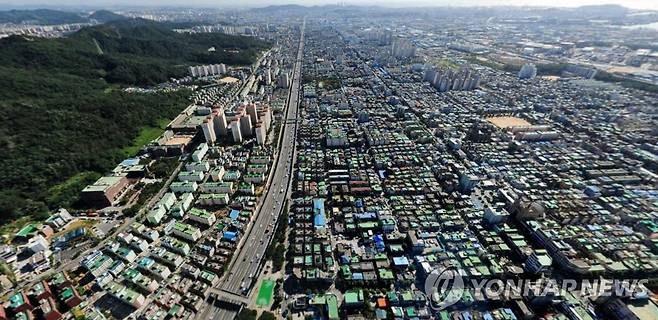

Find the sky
[[2, 0, 658, 11]]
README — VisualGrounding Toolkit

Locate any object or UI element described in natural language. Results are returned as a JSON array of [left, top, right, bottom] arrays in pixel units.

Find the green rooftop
[[327, 295, 339, 320], [9, 292, 26, 308], [15, 223, 37, 237], [59, 287, 76, 301]]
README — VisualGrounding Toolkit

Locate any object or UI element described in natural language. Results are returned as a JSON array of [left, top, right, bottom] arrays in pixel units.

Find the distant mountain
[[251, 4, 307, 12], [519, 4, 640, 24], [88, 10, 126, 23], [0, 8, 87, 25], [572, 4, 629, 18], [249, 4, 319, 15]]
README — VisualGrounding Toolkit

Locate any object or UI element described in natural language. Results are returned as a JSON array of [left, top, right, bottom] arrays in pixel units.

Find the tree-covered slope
[[0, 19, 269, 226], [0, 18, 269, 85]]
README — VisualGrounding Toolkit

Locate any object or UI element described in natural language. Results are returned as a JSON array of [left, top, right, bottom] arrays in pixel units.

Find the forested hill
[[0, 9, 88, 24], [87, 10, 127, 23], [0, 9, 133, 25], [0, 9, 128, 25], [0, 19, 269, 226], [0, 18, 269, 85]]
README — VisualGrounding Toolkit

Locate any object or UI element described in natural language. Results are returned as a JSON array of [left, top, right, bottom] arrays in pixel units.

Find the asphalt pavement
[[200, 20, 305, 320]]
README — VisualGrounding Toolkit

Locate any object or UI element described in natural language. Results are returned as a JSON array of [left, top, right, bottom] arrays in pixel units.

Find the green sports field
[[256, 279, 275, 307]]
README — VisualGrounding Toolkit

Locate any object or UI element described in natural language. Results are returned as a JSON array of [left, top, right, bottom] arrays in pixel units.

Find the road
[[199, 20, 305, 320], [16, 162, 184, 292], [19, 45, 269, 291]]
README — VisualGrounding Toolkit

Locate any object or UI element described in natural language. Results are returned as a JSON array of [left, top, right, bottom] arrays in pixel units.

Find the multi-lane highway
[[199, 20, 305, 320]]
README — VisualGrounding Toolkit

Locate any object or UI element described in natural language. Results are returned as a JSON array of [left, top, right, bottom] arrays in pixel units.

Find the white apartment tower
[[201, 116, 216, 145], [246, 103, 258, 126], [230, 120, 243, 144], [212, 107, 228, 137]]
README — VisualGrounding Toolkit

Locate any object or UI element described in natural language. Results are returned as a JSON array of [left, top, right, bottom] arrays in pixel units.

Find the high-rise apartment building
[[518, 63, 538, 79], [391, 38, 416, 58], [201, 116, 216, 145]]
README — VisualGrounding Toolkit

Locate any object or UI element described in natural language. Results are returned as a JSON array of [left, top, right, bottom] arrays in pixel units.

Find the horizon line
[[0, 2, 656, 12]]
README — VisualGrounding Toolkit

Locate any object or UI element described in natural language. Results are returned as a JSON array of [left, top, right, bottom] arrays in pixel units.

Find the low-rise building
[[188, 208, 216, 226], [170, 181, 198, 193], [171, 222, 202, 242], [147, 206, 167, 225], [178, 171, 205, 182], [58, 286, 82, 308], [81, 176, 130, 208], [198, 193, 230, 205], [104, 281, 146, 309]]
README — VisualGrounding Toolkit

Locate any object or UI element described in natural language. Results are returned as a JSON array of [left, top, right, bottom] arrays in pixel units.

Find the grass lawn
[[48, 171, 101, 198], [120, 118, 170, 157], [256, 279, 275, 307], [45, 171, 102, 212]]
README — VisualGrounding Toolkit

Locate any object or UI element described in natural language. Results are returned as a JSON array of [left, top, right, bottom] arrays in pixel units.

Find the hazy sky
[[3, 0, 658, 10]]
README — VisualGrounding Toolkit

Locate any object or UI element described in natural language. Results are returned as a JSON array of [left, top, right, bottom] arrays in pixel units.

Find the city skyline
[[1, 0, 658, 10]]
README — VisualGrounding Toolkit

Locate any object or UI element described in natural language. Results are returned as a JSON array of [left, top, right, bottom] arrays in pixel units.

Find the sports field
[[256, 279, 275, 307], [486, 116, 531, 129]]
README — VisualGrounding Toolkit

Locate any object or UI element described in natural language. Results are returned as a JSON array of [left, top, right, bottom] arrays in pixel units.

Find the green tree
[[236, 308, 258, 320], [258, 311, 276, 320]]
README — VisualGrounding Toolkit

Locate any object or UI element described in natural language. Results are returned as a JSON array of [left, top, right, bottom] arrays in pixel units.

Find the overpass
[[196, 18, 306, 320], [207, 288, 251, 305]]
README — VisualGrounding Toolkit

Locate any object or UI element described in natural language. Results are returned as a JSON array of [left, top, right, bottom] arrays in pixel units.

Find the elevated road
[[198, 20, 305, 320], [207, 288, 251, 305]]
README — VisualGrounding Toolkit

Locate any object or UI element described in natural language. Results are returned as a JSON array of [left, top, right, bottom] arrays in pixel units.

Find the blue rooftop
[[356, 212, 377, 220], [121, 158, 140, 166], [313, 198, 326, 228], [313, 198, 325, 212], [340, 255, 350, 264], [223, 231, 237, 241], [314, 213, 326, 228], [393, 256, 409, 266]]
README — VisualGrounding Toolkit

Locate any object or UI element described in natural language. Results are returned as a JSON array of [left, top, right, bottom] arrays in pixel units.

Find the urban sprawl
[[1, 5, 658, 320]]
